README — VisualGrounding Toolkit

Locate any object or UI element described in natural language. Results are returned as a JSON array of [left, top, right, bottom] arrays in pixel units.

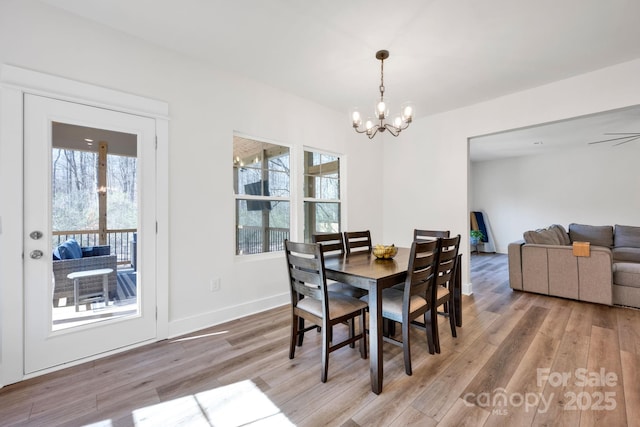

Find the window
[[303, 150, 341, 242], [233, 135, 290, 255]]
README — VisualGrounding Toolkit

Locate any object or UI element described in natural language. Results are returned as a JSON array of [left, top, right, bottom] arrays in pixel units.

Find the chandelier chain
[[379, 57, 385, 100]]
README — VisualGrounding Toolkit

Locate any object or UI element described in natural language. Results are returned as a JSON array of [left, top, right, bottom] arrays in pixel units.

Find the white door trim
[[0, 64, 169, 387]]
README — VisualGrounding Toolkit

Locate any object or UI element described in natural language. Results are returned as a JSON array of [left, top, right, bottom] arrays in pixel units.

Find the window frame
[[233, 133, 292, 257], [302, 148, 343, 243]]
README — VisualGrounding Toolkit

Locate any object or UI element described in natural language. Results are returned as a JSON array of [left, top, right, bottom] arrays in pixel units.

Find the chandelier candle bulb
[[352, 110, 362, 127]]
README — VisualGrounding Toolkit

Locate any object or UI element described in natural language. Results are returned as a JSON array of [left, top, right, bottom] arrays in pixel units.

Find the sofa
[[52, 239, 117, 307], [508, 223, 640, 309]]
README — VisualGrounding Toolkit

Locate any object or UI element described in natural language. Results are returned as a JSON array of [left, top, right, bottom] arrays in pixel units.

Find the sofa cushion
[[612, 247, 640, 263], [613, 262, 640, 289], [614, 224, 640, 248], [53, 239, 83, 260], [568, 224, 613, 247], [523, 224, 569, 245]]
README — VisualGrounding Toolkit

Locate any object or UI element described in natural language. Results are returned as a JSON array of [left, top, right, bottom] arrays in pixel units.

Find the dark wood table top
[[323, 247, 411, 287]]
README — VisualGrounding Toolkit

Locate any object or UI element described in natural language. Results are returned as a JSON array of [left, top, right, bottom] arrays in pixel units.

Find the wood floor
[[2, 253, 639, 426]]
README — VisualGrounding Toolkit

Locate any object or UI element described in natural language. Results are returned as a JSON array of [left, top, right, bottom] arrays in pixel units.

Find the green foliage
[[470, 229, 485, 240], [52, 149, 137, 232]]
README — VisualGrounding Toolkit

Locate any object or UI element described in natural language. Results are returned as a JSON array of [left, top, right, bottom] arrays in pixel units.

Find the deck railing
[[53, 229, 136, 266], [237, 226, 289, 255]]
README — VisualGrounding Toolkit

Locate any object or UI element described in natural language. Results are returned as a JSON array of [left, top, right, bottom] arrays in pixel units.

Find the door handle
[[30, 250, 44, 259]]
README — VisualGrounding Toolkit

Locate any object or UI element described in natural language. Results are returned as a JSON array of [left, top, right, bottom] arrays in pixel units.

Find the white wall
[[382, 58, 640, 289], [0, 0, 384, 383], [470, 142, 640, 253]]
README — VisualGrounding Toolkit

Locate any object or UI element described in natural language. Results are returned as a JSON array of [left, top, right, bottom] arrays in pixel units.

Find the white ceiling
[[40, 0, 640, 159]]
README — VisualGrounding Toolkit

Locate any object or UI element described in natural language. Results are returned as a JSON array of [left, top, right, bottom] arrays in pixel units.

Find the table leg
[[102, 273, 109, 306], [74, 278, 80, 312], [369, 281, 383, 394]]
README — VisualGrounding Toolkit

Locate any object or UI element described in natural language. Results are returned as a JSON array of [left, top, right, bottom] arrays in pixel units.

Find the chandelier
[[351, 50, 414, 139]]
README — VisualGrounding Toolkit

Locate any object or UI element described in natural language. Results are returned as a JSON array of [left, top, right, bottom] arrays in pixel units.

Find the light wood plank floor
[[2, 253, 639, 426]]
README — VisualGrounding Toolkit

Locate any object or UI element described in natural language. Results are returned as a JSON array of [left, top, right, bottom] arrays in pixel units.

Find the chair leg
[[349, 319, 355, 348], [432, 305, 441, 354], [449, 298, 457, 338], [384, 319, 397, 337], [321, 323, 330, 383], [297, 317, 305, 346], [359, 310, 367, 359], [425, 311, 435, 355], [402, 317, 412, 376], [289, 315, 299, 359]]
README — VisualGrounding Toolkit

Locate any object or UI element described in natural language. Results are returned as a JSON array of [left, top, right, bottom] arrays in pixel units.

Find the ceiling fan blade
[[604, 132, 640, 135], [613, 135, 640, 146], [588, 134, 640, 144]]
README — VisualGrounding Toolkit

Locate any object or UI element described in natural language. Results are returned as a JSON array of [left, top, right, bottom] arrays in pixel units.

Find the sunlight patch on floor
[[131, 380, 294, 427]]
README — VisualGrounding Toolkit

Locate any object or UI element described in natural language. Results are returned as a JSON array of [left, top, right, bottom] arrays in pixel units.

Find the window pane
[[236, 200, 290, 255], [233, 139, 290, 197], [304, 201, 340, 242], [268, 171, 290, 198], [304, 152, 339, 199]]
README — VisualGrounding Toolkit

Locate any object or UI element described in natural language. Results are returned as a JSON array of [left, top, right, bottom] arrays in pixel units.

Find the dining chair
[[344, 230, 373, 255], [312, 232, 367, 347], [414, 229, 450, 240], [285, 240, 368, 383], [361, 239, 440, 375], [313, 233, 367, 299], [428, 234, 461, 354]]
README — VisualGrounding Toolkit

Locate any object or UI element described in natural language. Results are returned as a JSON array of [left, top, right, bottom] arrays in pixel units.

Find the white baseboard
[[168, 292, 290, 339], [462, 282, 473, 295]]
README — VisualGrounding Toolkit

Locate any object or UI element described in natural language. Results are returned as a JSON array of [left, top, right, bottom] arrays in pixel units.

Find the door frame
[[0, 64, 169, 387]]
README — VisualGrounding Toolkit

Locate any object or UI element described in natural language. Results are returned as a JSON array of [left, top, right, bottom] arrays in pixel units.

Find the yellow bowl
[[373, 245, 398, 259]]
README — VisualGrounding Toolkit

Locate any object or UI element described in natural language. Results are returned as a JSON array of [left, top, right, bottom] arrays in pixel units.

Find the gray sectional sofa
[[508, 223, 640, 309]]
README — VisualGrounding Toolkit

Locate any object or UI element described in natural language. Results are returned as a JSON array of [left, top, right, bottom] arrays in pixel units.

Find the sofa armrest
[[508, 240, 525, 290], [521, 243, 612, 304], [577, 246, 612, 305]]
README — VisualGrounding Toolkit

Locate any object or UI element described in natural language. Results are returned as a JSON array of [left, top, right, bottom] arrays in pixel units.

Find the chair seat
[[361, 288, 428, 322], [437, 286, 450, 300], [297, 291, 368, 320]]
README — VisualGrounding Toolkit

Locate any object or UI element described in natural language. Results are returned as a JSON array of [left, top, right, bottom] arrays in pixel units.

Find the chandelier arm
[[383, 124, 401, 137]]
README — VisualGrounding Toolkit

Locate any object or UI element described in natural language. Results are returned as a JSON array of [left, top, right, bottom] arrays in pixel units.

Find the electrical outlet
[[210, 277, 221, 292]]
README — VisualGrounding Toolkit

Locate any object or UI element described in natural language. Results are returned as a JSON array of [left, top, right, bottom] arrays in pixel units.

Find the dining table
[[323, 247, 462, 394]]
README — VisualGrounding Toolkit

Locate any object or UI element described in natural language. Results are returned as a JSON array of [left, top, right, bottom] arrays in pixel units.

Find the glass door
[[23, 94, 157, 374]]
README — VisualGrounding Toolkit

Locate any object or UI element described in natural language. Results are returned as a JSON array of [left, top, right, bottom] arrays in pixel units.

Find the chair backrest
[[414, 229, 450, 241], [312, 232, 345, 256], [284, 240, 328, 312], [403, 239, 440, 306], [435, 235, 461, 287], [344, 230, 372, 255]]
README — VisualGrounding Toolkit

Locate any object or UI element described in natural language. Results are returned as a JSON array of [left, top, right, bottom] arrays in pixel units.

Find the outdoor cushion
[[568, 223, 614, 247], [53, 239, 83, 260], [614, 224, 640, 248]]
